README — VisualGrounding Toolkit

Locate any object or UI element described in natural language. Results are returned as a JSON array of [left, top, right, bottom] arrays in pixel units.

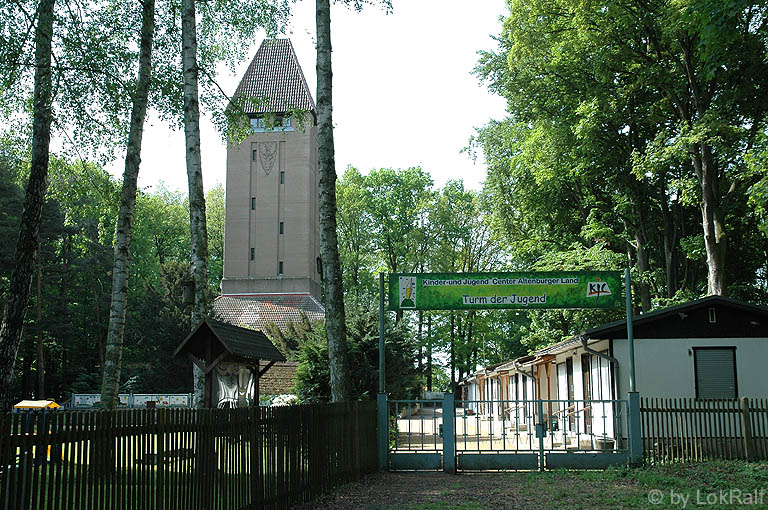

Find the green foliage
[[206, 183, 225, 291], [363, 166, 435, 274], [472, 0, 768, 305], [263, 312, 316, 360], [294, 305, 419, 403], [121, 260, 193, 393], [0, 150, 25, 300], [0, 148, 206, 401]]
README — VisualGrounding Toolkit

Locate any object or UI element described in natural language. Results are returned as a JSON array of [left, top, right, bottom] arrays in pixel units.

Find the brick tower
[[214, 39, 324, 330]]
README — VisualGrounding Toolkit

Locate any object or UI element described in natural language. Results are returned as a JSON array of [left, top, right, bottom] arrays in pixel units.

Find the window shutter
[[695, 348, 737, 398]]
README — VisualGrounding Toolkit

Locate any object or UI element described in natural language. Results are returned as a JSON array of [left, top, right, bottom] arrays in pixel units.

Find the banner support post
[[377, 273, 387, 470]]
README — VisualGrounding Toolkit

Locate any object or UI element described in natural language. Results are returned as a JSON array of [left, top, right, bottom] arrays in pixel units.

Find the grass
[[301, 460, 768, 510], [520, 461, 768, 509]]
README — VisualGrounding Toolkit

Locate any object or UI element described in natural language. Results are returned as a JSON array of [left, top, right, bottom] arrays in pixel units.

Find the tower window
[[280, 171, 285, 184], [252, 150, 257, 161], [278, 261, 284, 275], [250, 116, 293, 132], [250, 248, 255, 261], [279, 222, 284, 234], [250, 197, 256, 210]]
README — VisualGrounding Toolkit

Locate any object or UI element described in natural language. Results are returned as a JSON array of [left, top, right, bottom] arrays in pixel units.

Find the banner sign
[[388, 271, 622, 311]]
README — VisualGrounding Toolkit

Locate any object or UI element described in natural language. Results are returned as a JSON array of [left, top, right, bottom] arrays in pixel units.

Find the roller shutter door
[[694, 347, 737, 398]]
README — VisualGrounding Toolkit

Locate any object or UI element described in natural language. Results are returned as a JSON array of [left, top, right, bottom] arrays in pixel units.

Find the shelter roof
[[174, 319, 286, 364]]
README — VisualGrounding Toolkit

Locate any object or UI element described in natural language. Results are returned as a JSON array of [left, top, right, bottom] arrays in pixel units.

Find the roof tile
[[232, 39, 316, 115], [212, 294, 324, 332]]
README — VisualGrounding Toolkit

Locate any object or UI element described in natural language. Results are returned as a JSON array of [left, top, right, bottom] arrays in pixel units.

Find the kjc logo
[[586, 278, 612, 301]]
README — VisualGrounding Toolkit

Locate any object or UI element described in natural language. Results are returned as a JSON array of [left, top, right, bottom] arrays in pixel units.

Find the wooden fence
[[641, 397, 768, 463], [0, 401, 377, 510]]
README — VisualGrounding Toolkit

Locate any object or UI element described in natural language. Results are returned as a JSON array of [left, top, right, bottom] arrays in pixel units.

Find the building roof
[[533, 296, 768, 357], [174, 319, 286, 363], [584, 295, 768, 339], [259, 361, 298, 395], [459, 297, 768, 383], [535, 336, 582, 356], [231, 39, 316, 116], [213, 294, 324, 332]]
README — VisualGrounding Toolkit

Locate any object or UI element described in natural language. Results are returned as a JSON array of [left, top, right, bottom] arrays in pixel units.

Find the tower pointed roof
[[232, 39, 316, 115]]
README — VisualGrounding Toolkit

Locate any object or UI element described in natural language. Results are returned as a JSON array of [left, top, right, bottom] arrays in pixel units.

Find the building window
[[250, 197, 256, 210], [280, 171, 285, 184], [250, 248, 255, 261], [278, 261, 283, 275], [250, 116, 293, 132], [279, 221, 284, 234], [694, 347, 737, 398]]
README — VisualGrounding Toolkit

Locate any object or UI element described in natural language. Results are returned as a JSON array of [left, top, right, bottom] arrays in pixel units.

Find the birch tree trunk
[[99, 0, 155, 409], [182, 0, 210, 407], [0, 0, 55, 410], [316, 0, 350, 402]]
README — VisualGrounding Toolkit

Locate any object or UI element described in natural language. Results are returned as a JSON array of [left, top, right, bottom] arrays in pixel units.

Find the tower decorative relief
[[259, 142, 278, 175]]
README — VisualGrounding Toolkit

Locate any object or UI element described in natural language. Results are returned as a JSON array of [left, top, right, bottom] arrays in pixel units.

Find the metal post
[[377, 273, 388, 470], [628, 391, 642, 465], [625, 268, 636, 393], [379, 273, 385, 393], [442, 392, 456, 474], [377, 393, 388, 471], [537, 399, 545, 472]]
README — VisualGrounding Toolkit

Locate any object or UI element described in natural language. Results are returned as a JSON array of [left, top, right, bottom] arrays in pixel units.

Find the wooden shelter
[[174, 319, 286, 408]]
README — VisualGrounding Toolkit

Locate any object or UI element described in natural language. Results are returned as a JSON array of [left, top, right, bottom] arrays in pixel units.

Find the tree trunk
[[693, 146, 727, 295], [99, 0, 155, 410], [21, 350, 33, 399], [316, 0, 350, 402], [36, 261, 44, 398], [634, 227, 651, 312], [675, 40, 726, 296], [659, 173, 678, 298], [88, 264, 105, 371], [0, 0, 55, 410], [181, 0, 210, 407]]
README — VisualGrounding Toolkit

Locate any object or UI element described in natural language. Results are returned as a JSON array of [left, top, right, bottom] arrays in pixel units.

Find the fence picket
[[639, 397, 768, 464], [0, 402, 377, 510]]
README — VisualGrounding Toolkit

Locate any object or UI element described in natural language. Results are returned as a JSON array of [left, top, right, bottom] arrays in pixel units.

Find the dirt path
[[296, 472, 518, 510], [295, 470, 642, 510]]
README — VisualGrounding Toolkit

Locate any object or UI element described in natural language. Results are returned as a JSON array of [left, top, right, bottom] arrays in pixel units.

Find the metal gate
[[388, 399, 445, 471], [386, 394, 638, 471]]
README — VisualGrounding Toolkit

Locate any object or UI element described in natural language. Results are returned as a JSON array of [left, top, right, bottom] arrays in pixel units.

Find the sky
[[128, 0, 509, 193]]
